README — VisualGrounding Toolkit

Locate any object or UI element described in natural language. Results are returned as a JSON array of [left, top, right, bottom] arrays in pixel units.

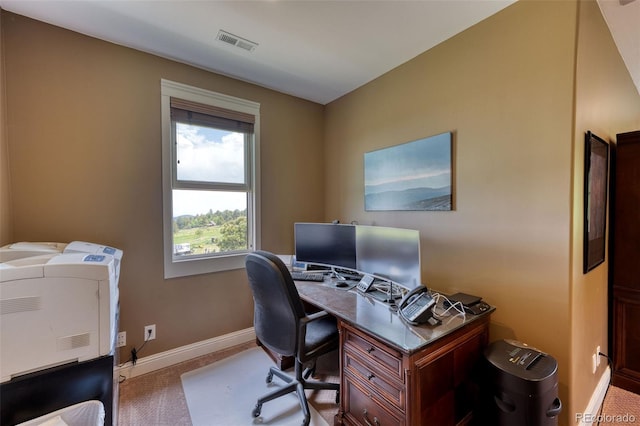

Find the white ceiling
[[0, 0, 638, 105], [597, 0, 640, 94]]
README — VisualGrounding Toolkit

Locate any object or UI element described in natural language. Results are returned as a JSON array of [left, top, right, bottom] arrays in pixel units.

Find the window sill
[[164, 252, 247, 279]]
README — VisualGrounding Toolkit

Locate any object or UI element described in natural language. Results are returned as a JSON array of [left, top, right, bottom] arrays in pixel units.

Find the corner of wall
[[0, 8, 15, 245]]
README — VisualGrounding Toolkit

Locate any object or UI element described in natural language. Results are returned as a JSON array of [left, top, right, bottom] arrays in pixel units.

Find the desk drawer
[[344, 351, 405, 410], [344, 375, 404, 426], [344, 327, 403, 381]]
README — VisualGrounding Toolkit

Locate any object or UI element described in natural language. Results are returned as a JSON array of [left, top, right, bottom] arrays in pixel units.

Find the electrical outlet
[[117, 331, 126, 347], [144, 324, 156, 341], [592, 352, 597, 374], [596, 346, 601, 367]]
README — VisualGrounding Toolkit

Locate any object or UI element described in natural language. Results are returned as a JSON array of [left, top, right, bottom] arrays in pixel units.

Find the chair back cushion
[[245, 251, 306, 357]]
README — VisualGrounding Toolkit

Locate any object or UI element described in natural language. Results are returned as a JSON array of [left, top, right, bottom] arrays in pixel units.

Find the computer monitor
[[356, 225, 421, 289], [294, 223, 357, 270]]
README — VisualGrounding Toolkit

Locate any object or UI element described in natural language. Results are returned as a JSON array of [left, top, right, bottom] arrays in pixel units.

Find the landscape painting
[[365, 132, 452, 211]]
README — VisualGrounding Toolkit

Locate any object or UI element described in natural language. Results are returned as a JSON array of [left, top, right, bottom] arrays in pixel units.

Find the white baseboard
[[116, 327, 255, 379], [577, 366, 612, 425]]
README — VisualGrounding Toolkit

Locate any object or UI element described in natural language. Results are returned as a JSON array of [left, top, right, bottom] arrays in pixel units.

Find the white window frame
[[160, 79, 261, 278]]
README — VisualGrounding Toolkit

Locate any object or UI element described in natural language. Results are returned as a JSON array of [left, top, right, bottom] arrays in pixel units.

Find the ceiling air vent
[[216, 30, 258, 52]]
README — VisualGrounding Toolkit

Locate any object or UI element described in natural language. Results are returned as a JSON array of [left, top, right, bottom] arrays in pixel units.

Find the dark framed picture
[[364, 132, 452, 211], [583, 131, 609, 273]]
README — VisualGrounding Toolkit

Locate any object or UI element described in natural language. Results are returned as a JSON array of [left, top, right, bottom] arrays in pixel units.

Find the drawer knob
[[366, 346, 375, 354], [362, 408, 381, 426], [367, 373, 375, 381]]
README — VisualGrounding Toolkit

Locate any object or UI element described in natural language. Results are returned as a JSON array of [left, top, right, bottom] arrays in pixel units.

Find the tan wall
[[1, 12, 325, 356], [571, 0, 640, 419], [0, 9, 13, 245], [324, 0, 640, 422], [324, 1, 580, 424]]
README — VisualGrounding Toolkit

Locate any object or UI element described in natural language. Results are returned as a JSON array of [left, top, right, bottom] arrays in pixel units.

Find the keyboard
[[291, 272, 325, 282]]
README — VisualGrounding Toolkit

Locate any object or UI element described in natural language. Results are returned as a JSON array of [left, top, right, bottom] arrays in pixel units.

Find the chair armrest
[[298, 310, 332, 344], [301, 310, 331, 325], [297, 310, 337, 362]]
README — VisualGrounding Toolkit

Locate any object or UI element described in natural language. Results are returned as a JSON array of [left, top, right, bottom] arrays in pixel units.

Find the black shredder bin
[[484, 339, 562, 426]]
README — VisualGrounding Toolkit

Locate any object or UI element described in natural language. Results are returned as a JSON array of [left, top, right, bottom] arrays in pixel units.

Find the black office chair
[[245, 250, 340, 426]]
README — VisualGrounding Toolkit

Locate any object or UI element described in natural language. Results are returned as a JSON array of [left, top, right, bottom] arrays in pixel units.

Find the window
[[161, 80, 260, 278]]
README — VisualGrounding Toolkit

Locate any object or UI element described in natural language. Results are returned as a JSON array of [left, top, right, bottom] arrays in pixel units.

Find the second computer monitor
[[356, 225, 421, 289]]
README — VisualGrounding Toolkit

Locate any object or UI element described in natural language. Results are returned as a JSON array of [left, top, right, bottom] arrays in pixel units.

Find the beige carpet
[[118, 342, 339, 426], [598, 385, 640, 426]]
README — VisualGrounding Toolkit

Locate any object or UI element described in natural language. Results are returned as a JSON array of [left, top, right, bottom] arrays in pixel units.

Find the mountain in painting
[[365, 185, 451, 211]]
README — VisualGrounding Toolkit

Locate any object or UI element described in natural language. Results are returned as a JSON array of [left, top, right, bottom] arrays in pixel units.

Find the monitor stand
[[364, 279, 401, 305], [330, 267, 347, 281]]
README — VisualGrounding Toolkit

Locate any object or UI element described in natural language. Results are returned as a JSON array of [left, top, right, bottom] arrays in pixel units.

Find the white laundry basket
[[16, 400, 105, 426]]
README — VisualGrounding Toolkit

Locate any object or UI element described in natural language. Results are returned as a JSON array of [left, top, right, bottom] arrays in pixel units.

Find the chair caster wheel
[[252, 403, 262, 417], [266, 371, 273, 384]]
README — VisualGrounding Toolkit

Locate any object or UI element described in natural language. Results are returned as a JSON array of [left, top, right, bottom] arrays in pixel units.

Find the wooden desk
[[295, 279, 494, 426]]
